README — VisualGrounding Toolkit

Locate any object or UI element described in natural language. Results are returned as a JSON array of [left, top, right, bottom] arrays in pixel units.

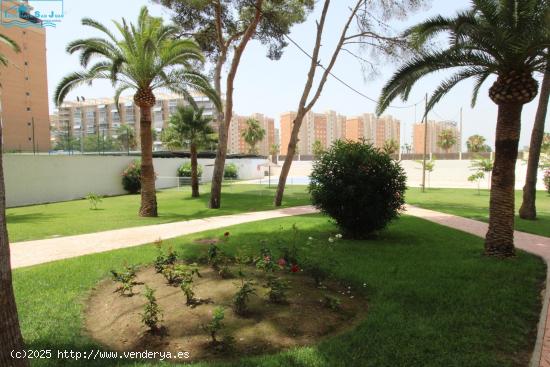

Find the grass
[[406, 187, 550, 238], [14, 214, 545, 367], [6, 184, 309, 242]]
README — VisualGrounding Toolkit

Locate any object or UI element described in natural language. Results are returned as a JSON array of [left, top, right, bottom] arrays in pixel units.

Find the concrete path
[[10, 206, 317, 269], [405, 205, 550, 367]]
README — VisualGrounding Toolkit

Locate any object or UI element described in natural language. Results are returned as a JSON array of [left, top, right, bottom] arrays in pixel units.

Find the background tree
[[241, 118, 266, 154], [466, 134, 491, 152], [470, 157, 493, 190], [0, 33, 28, 367], [269, 143, 279, 163], [312, 140, 325, 158], [163, 106, 215, 197], [383, 139, 399, 155], [274, 0, 424, 206], [377, 0, 549, 257], [519, 64, 550, 220], [416, 158, 436, 189], [437, 129, 457, 153], [116, 124, 137, 154], [402, 143, 412, 154], [158, 0, 314, 209], [54, 6, 219, 217]]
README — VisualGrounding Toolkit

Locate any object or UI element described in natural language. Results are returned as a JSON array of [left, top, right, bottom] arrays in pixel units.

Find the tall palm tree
[[466, 134, 491, 152], [54, 6, 220, 217], [241, 118, 266, 154], [0, 33, 29, 367], [377, 0, 549, 258], [437, 129, 457, 154], [163, 106, 214, 197]]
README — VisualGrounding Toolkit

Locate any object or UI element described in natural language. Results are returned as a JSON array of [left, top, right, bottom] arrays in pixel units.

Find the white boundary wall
[[4, 155, 269, 207]]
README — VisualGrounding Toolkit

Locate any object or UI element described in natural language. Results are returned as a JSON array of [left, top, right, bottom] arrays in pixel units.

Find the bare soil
[[84, 265, 368, 363]]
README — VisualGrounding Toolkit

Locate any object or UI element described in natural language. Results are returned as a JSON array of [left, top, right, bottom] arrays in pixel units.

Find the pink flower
[[277, 258, 287, 267]]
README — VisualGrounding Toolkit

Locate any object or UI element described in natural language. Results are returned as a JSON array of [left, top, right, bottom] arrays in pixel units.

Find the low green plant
[[233, 279, 256, 316], [208, 244, 221, 270], [86, 192, 102, 210], [265, 275, 290, 304], [122, 160, 141, 194], [110, 264, 138, 296], [180, 280, 195, 306], [177, 162, 203, 178], [304, 262, 329, 287], [224, 163, 238, 179], [203, 306, 225, 344], [323, 294, 341, 311], [141, 286, 162, 332], [162, 264, 200, 286], [153, 241, 178, 273], [255, 247, 277, 273]]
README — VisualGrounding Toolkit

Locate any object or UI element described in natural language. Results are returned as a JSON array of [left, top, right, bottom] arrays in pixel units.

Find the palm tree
[[241, 118, 266, 155], [54, 6, 220, 217], [163, 106, 214, 197], [383, 139, 399, 155], [519, 65, 550, 219], [0, 33, 29, 367], [437, 129, 457, 154], [466, 134, 491, 152], [115, 124, 137, 154], [269, 144, 279, 164], [377, 0, 549, 258]]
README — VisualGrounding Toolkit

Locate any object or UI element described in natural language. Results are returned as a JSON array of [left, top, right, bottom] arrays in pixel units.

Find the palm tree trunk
[[519, 68, 550, 219], [190, 143, 199, 198], [138, 105, 157, 217], [484, 103, 523, 257], [275, 112, 305, 206], [0, 125, 28, 367]]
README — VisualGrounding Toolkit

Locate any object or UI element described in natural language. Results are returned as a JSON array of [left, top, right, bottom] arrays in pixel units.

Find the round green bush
[[177, 162, 203, 178], [224, 163, 238, 179], [122, 160, 141, 194], [544, 169, 550, 194], [309, 140, 407, 239]]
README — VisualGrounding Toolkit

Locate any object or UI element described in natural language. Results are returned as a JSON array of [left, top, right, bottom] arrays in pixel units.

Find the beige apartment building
[[279, 110, 346, 156], [345, 113, 401, 149], [0, 0, 50, 152], [412, 120, 460, 154], [228, 113, 275, 155]]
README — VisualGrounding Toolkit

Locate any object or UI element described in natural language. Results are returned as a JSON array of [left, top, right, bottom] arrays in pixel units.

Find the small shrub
[[162, 264, 200, 286], [208, 244, 221, 270], [224, 163, 238, 179], [309, 140, 406, 239], [141, 286, 162, 332], [110, 264, 138, 296], [322, 294, 341, 311], [544, 169, 550, 194], [255, 247, 277, 273], [86, 192, 102, 210], [177, 162, 203, 177], [265, 275, 290, 304], [233, 280, 256, 316], [303, 262, 329, 287], [122, 160, 141, 194], [203, 306, 225, 344], [154, 242, 178, 273], [180, 280, 195, 306]]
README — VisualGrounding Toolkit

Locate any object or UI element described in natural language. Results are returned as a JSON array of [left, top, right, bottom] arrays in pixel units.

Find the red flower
[[290, 264, 300, 273], [224, 232, 230, 237], [277, 258, 287, 267]]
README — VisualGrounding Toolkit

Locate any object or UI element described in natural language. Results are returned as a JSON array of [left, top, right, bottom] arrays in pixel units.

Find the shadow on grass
[[6, 212, 57, 224]]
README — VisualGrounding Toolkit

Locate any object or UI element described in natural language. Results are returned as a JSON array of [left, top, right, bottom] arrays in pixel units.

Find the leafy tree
[[466, 134, 491, 152], [274, 0, 424, 206], [241, 118, 266, 154], [470, 157, 493, 190], [519, 64, 549, 220], [0, 33, 28, 367], [115, 124, 137, 153], [436, 129, 457, 153], [54, 6, 219, 217], [158, 0, 314, 209], [163, 106, 215, 197], [383, 139, 399, 155], [376, 0, 549, 257], [416, 158, 436, 189], [312, 140, 325, 158]]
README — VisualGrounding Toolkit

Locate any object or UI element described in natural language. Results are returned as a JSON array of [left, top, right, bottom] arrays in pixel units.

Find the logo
[[1, 0, 64, 28]]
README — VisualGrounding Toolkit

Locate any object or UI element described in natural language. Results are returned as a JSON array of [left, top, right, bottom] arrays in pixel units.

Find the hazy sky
[[45, 0, 549, 149]]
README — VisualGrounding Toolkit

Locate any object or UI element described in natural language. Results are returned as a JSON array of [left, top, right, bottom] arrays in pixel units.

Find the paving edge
[[531, 261, 550, 367]]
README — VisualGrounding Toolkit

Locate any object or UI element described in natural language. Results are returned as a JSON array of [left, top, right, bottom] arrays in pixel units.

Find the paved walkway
[[9, 203, 550, 366], [405, 205, 550, 367], [10, 206, 318, 269]]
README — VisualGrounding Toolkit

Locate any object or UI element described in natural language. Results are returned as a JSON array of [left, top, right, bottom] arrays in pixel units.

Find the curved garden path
[[8, 204, 550, 366]]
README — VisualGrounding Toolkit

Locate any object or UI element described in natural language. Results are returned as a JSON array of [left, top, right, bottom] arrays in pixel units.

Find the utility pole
[[459, 107, 463, 160], [421, 93, 428, 193]]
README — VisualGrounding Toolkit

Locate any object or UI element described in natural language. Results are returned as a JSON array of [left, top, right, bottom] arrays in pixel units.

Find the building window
[[26, 92, 30, 96], [24, 61, 28, 66], [26, 107, 31, 111]]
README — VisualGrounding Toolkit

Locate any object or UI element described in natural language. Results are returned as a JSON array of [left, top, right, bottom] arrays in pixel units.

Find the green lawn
[[6, 184, 309, 242], [14, 214, 544, 367], [406, 187, 550, 237]]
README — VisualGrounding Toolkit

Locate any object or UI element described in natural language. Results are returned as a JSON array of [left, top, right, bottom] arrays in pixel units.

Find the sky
[[44, 0, 549, 150]]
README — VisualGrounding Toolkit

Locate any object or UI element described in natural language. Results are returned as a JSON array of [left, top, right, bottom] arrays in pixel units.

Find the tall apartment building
[[228, 113, 275, 155], [279, 110, 346, 156], [0, 0, 50, 152], [52, 93, 216, 150], [345, 113, 401, 149], [412, 120, 460, 154]]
